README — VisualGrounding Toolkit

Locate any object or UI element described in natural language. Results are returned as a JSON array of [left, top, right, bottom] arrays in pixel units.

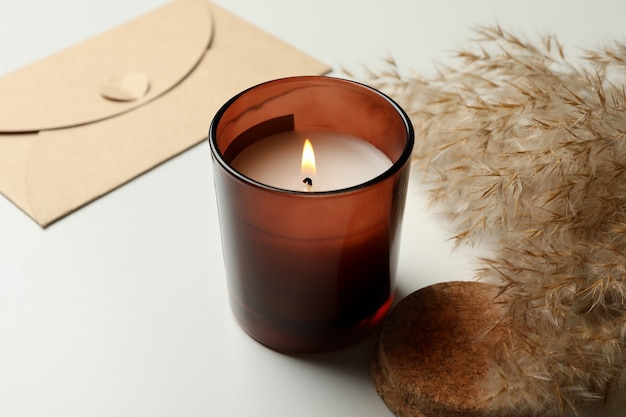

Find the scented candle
[[209, 76, 413, 353]]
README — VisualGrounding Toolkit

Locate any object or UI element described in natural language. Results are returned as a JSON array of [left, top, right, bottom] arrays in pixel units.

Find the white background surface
[[1, 1, 625, 416]]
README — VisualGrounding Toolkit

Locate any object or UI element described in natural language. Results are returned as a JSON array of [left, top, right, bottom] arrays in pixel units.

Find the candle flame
[[301, 138, 316, 177]]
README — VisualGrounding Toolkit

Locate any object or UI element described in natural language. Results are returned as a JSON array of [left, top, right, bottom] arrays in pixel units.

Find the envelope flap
[[0, 0, 213, 132]]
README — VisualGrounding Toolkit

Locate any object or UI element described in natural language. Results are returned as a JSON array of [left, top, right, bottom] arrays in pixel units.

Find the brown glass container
[[209, 76, 414, 353]]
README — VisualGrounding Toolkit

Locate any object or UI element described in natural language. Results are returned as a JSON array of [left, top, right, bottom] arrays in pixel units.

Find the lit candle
[[209, 76, 414, 353], [231, 130, 392, 192]]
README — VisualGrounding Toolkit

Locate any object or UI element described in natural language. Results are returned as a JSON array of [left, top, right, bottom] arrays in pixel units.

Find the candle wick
[[302, 177, 313, 186]]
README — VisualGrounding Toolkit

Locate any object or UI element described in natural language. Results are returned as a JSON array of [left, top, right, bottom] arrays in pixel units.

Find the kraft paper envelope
[[0, 0, 330, 227]]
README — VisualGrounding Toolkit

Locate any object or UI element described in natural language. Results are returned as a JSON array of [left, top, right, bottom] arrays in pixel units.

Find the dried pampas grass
[[362, 26, 626, 416]]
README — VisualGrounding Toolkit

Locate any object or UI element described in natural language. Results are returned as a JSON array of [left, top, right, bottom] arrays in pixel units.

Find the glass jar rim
[[208, 75, 414, 195]]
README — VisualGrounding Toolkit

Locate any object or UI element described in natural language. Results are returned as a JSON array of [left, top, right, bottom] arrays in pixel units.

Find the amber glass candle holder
[[209, 76, 414, 353]]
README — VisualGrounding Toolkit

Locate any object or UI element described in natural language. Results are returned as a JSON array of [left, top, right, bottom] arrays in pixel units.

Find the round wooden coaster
[[371, 281, 506, 417]]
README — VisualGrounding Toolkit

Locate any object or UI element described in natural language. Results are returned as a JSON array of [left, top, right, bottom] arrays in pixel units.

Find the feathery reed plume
[[362, 25, 626, 416]]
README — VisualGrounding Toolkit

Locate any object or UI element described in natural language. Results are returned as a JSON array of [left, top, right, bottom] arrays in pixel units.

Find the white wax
[[231, 130, 392, 192]]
